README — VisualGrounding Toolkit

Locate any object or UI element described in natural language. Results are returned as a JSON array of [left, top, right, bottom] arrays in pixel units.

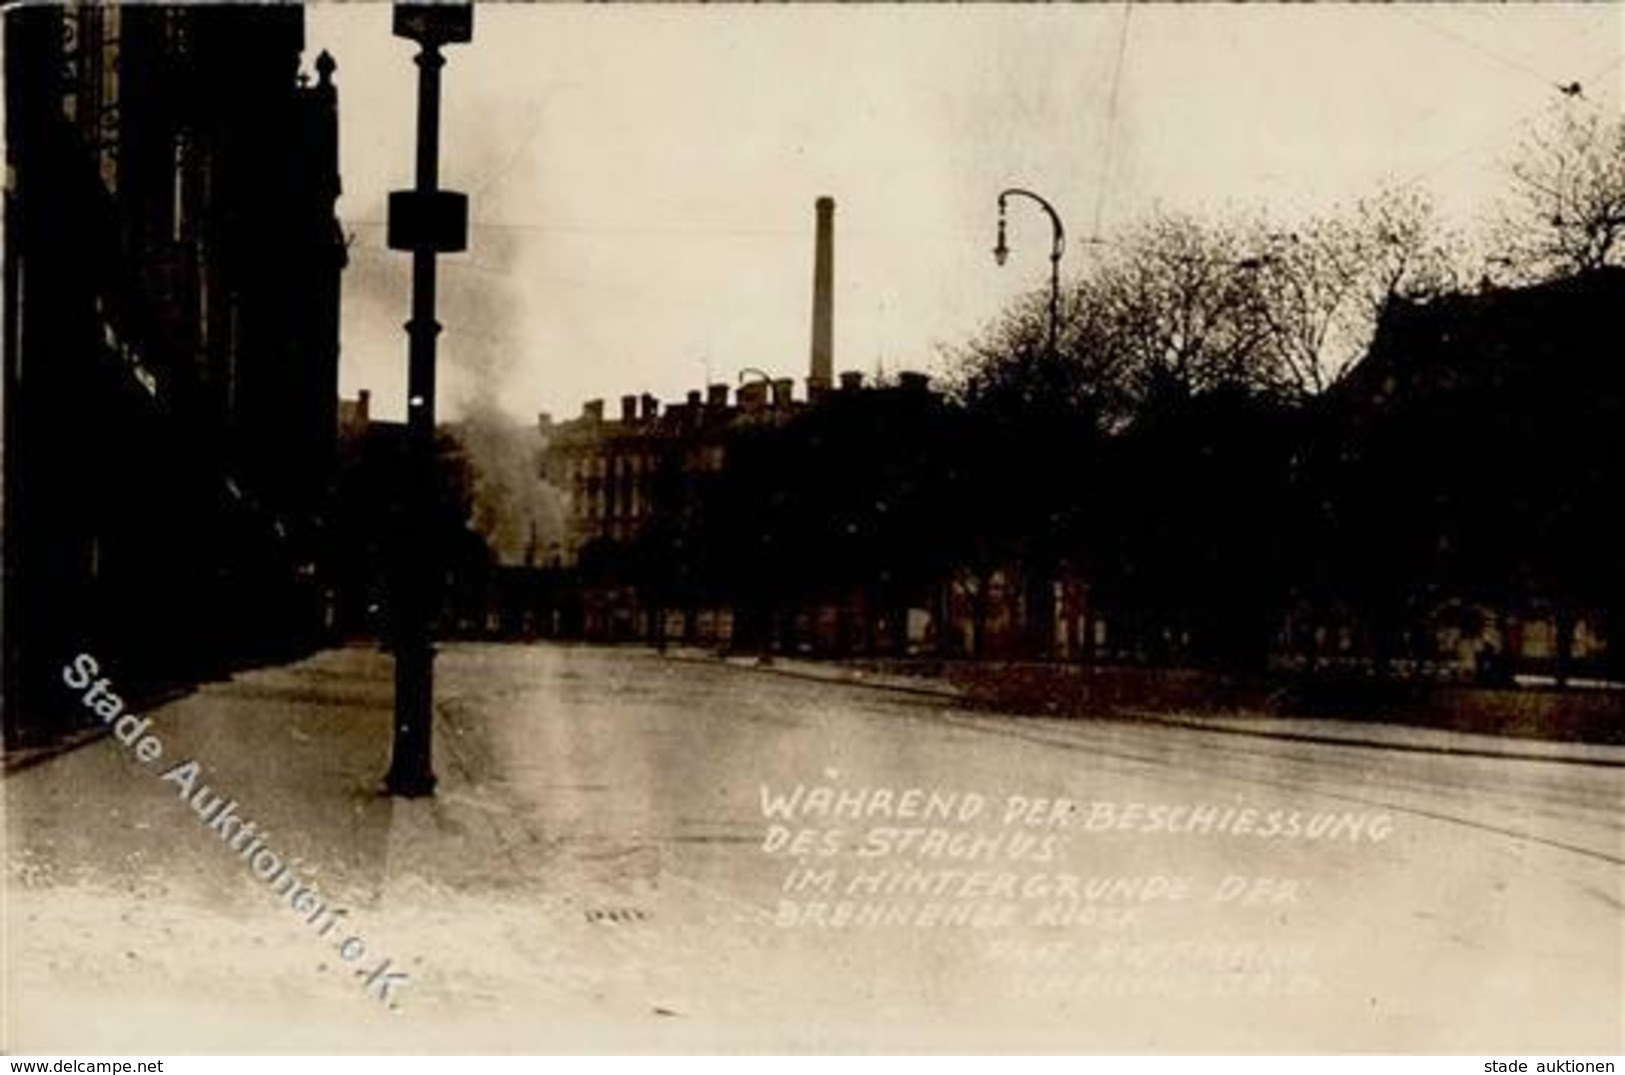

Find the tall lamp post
[[993, 188, 1066, 357], [383, 1, 473, 798], [993, 188, 1067, 662]]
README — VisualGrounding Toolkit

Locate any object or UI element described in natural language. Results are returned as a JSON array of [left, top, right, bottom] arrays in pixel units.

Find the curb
[[1, 683, 198, 778], [738, 660, 965, 701], [673, 650, 1625, 769], [1112, 709, 1625, 769], [1, 725, 112, 777], [670, 651, 966, 702]]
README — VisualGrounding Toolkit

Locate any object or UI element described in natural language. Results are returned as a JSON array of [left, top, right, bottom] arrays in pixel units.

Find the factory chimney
[[808, 196, 835, 394]]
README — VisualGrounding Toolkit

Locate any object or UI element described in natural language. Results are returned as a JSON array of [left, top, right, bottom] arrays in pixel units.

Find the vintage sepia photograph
[[2, 0, 1622, 1057]]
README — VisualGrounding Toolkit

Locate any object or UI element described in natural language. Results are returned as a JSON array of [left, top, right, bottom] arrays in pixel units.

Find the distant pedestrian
[[1474, 640, 1506, 686]]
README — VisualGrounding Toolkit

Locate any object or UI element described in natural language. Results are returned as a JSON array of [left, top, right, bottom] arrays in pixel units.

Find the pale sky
[[304, 3, 1624, 425]]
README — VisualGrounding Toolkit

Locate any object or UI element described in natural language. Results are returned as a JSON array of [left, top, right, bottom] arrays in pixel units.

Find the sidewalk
[[665, 647, 1625, 767], [3, 646, 775, 1051]]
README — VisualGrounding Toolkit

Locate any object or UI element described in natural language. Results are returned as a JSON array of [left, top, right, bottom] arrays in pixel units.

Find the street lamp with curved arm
[[994, 187, 1067, 357], [736, 367, 776, 409]]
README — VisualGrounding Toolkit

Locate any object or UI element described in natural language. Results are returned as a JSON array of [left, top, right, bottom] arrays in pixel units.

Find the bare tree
[[1496, 108, 1625, 279], [951, 196, 1460, 426], [1089, 210, 1276, 409], [1244, 188, 1460, 396], [948, 290, 1128, 424], [951, 210, 1288, 427]]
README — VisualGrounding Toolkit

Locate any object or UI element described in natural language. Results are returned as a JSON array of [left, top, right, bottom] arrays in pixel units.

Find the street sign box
[[392, 2, 474, 46], [387, 189, 469, 253]]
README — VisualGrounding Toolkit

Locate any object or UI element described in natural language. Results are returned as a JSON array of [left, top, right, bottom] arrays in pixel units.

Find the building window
[[198, 246, 209, 353], [171, 133, 188, 243], [59, 7, 123, 191], [95, 7, 121, 193], [59, 10, 81, 126]]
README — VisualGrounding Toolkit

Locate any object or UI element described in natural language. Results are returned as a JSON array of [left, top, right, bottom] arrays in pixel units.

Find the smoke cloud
[[451, 403, 564, 567]]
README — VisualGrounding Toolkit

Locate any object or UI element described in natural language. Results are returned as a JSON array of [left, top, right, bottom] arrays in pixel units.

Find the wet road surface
[[5, 643, 1620, 1052]]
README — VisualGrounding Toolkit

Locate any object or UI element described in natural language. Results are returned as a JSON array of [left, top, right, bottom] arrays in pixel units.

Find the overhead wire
[[1393, 52, 1625, 194], [1090, 0, 1133, 246], [1396, 6, 1600, 96]]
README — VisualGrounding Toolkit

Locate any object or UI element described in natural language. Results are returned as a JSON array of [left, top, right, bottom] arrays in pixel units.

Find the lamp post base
[[384, 769, 437, 799], [385, 639, 437, 798]]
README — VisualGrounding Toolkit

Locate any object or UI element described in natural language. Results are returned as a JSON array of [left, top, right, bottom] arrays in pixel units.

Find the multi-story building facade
[[539, 379, 797, 641], [542, 379, 801, 565], [539, 371, 955, 648], [1301, 266, 1625, 684], [3, 4, 346, 748]]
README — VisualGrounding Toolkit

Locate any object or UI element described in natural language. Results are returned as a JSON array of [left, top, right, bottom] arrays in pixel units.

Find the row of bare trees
[[953, 107, 1624, 421], [938, 106, 1625, 678], [953, 189, 1465, 422]]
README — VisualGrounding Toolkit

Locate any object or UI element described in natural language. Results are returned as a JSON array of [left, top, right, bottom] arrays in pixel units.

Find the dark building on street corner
[[3, 5, 347, 749], [1303, 266, 1625, 687]]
